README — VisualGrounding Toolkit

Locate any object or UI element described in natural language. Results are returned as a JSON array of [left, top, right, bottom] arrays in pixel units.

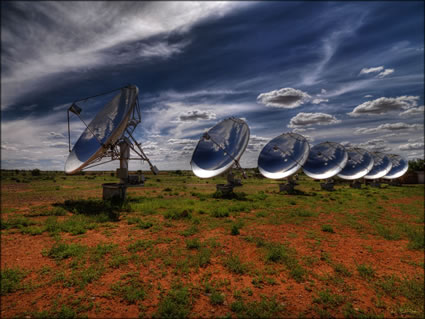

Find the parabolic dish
[[303, 142, 348, 180], [337, 148, 374, 180], [363, 152, 392, 179], [65, 86, 139, 174], [382, 154, 408, 179], [258, 133, 310, 179], [191, 117, 250, 178]]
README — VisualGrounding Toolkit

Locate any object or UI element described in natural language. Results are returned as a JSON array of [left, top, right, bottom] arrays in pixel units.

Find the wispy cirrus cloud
[[354, 122, 423, 135], [1, 2, 252, 110]]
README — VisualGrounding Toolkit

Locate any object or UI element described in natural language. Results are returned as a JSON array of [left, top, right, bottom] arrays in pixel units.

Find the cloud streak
[[354, 122, 423, 135], [348, 96, 419, 116]]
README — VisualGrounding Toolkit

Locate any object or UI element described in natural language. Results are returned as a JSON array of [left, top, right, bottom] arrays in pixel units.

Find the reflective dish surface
[[191, 117, 250, 178], [65, 86, 138, 174], [337, 148, 374, 180], [303, 142, 348, 179], [258, 133, 310, 179], [363, 152, 393, 179], [382, 154, 408, 179]]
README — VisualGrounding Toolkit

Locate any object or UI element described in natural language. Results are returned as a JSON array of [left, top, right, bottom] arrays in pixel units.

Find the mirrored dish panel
[[258, 133, 310, 179], [337, 148, 374, 180], [382, 154, 408, 179], [303, 142, 348, 179], [65, 86, 139, 174], [191, 117, 250, 178], [363, 152, 392, 179]]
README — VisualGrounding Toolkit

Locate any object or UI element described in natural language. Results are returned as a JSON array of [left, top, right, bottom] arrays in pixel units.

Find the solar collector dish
[[337, 148, 374, 180], [65, 86, 138, 174], [382, 154, 408, 179], [258, 133, 310, 179], [363, 152, 392, 179], [303, 142, 348, 180], [191, 117, 250, 178]]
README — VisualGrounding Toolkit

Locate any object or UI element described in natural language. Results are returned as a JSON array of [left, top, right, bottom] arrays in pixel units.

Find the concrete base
[[102, 183, 127, 200], [320, 182, 335, 191]]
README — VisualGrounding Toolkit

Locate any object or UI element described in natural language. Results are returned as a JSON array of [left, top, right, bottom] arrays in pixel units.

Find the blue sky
[[1, 1, 424, 171]]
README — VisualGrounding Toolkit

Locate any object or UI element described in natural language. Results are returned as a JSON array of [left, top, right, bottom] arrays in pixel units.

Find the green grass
[[210, 290, 225, 305], [45, 242, 87, 260], [224, 254, 249, 274], [321, 225, 335, 233], [111, 273, 147, 304], [126, 216, 153, 229], [230, 295, 284, 319], [185, 238, 201, 250], [211, 207, 230, 218], [231, 224, 240, 236], [1, 267, 27, 295], [127, 239, 156, 253], [264, 243, 306, 282], [357, 263, 375, 279], [164, 209, 192, 220], [1, 216, 36, 229], [333, 263, 352, 277], [313, 289, 345, 307], [154, 284, 191, 319]]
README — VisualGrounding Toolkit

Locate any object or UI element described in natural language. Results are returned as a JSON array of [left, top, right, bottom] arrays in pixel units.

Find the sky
[[1, 1, 424, 172]]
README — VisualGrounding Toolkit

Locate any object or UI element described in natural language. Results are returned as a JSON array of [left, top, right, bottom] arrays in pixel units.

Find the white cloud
[[312, 98, 329, 104], [359, 66, 384, 75], [288, 112, 340, 128], [348, 96, 419, 116], [257, 88, 311, 109], [399, 106, 425, 117], [178, 110, 216, 122], [377, 68, 394, 78], [356, 138, 391, 153], [399, 143, 424, 151], [354, 122, 423, 135], [359, 66, 394, 78], [364, 95, 373, 98], [139, 40, 191, 59], [245, 135, 269, 152]]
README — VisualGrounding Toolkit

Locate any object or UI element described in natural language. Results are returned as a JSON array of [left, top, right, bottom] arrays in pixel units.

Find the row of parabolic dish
[[190, 117, 408, 181]]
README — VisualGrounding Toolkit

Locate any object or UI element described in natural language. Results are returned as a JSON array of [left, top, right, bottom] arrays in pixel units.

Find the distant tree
[[31, 168, 41, 176], [408, 158, 424, 172], [175, 170, 183, 175]]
